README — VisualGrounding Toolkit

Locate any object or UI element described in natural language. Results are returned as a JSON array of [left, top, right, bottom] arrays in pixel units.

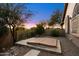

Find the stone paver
[[27, 37, 57, 47], [16, 37, 62, 54]]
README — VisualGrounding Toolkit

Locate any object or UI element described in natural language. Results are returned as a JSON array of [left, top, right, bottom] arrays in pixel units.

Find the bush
[[29, 27, 36, 37], [16, 27, 37, 41], [0, 26, 9, 37], [35, 24, 45, 35], [15, 27, 26, 41], [59, 29, 65, 36], [25, 30, 34, 38], [50, 28, 60, 37], [16, 25, 45, 41], [50, 28, 65, 37]]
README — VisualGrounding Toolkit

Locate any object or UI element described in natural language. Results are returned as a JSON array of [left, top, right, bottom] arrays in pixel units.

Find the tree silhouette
[[48, 9, 63, 27], [0, 3, 32, 44]]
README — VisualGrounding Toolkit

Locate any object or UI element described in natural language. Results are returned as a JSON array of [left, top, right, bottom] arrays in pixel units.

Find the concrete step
[[24, 49, 40, 56]]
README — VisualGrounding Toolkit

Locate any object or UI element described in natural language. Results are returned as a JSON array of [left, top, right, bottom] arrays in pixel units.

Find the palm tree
[[0, 3, 32, 44]]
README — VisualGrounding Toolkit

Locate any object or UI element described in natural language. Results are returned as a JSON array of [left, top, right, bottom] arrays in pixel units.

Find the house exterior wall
[[64, 3, 79, 48], [64, 3, 79, 34], [71, 14, 79, 33], [65, 3, 76, 17], [64, 3, 76, 33]]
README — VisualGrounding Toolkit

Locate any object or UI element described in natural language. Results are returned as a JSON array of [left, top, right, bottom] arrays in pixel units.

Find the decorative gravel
[[0, 44, 31, 56]]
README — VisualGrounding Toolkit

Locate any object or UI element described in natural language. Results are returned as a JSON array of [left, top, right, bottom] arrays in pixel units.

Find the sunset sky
[[24, 3, 64, 28]]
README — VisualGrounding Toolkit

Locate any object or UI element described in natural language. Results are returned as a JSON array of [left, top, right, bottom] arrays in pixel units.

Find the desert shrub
[[15, 27, 26, 41], [16, 25, 45, 41], [50, 28, 65, 37], [25, 28, 37, 38], [50, 28, 60, 37], [59, 29, 65, 36], [16, 27, 37, 41], [35, 24, 45, 35], [30, 30, 36, 37], [30, 27, 37, 36], [25, 30, 32, 38], [0, 26, 9, 37]]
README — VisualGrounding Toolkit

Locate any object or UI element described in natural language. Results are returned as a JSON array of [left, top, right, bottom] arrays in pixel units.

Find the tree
[[39, 21, 46, 27], [0, 3, 32, 44], [48, 9, 63, 26], [35, 24, 45, 35]]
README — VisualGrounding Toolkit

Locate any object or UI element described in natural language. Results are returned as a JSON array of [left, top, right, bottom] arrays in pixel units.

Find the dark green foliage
[[30, 28, 36, 37], [59, 29, 65, 36], [16, 24, 45, 41], [16, 27, 36, 41], [15, 27, 25, 31], [14, 27, 26, 41], [50, 28, 60, 37], [0, 26, 9, 37], [24, 29, 35, 38], [48, 9, 62, 26], [35, 24, 45, 35], [50, 28, 65, 37]]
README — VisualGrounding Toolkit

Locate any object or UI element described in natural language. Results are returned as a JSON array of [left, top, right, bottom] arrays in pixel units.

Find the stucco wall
[[65, 3, 76, 17], [71, 14, 79, 33], [64, 3, 79, 48], [64, 3, 76, 33], [0, 31, 13, 52]]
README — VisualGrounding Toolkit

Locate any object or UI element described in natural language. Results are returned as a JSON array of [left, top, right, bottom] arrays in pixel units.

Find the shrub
[[50, 28, 60, 37], [15, 27, 26, 41], [35, 24, 45, 35], [25, 30, 33, 38], [30, 29, 36, 37], [16, 25, 45, 41], [16, 27, 37, 41], [59, 29, 65, 36], [50, 28, 65, 37]]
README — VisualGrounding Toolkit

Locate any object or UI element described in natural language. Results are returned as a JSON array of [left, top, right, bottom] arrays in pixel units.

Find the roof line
[[62, 3, 68, 22]]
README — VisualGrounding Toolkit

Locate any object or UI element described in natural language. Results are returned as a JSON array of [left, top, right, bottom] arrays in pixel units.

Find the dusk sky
[[25, 3, 64, 28]]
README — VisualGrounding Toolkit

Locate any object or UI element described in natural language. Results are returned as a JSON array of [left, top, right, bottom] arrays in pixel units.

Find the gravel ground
[[58, 37, 79, 56], [11, 45, 32, 56], [1, 37, 79, 56], [0, 45, 31, 56]]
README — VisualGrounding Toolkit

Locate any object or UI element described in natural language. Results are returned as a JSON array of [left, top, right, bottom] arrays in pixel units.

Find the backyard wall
[[0, 31, 13, 52]]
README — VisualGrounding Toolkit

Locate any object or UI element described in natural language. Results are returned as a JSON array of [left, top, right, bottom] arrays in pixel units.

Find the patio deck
[[16, 37, 62, 55], [27, 37, 57, 47]]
